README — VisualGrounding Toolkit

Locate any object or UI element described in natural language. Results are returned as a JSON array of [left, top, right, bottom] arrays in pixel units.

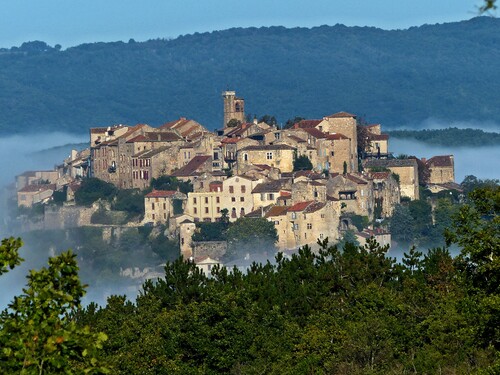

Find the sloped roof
[[171, 155, 211, 177], [287, 135, 306, 143], [326, 111, 357, 118], [145, 190, 177, 198], [137, 146, 171, 158], [252, 180, 286, 194], [426, 155, 453, 167], [370, 134, 389, 141], [293, 119, 322, 129], [326, 133, 348, 140], [18, 184, 56, 193], [288, 201, 315, 212], [301, 127, 327, 139], [264, 205, 289, 217]]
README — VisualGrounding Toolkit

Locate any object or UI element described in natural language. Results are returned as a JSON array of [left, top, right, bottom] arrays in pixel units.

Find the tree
[[390, 204, 414, 244], [150, 176, 192, 194], [293, 154, 313, 171], [284, 116, 304, 129], [75, 178, 117, 206], [0, 238, 109, 373], [226, 119, 241, 128], [225, 218, 278, 259], [337, 229, 360, 248], [258, 114, 277, 126]]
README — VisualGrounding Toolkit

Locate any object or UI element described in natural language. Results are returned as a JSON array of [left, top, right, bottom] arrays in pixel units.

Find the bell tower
[[222, 90, 245, 128]]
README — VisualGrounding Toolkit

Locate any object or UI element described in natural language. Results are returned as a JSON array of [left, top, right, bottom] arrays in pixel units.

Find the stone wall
[[192, 241, 227, 259]]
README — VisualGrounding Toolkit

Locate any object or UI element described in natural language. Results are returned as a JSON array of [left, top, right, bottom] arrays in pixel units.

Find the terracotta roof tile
[[288, 201, 314, 212], [294, 119, 322, 129], [326, 111, 357, 118], [426, 155, 454, 167], [145, 190, 177, 198]]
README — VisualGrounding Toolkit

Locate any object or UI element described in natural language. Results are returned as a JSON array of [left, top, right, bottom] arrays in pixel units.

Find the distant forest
[[0, 17, 499, 135]]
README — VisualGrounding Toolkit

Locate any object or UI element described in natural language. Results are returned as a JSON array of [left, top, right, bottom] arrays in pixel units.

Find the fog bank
[[391, 138, 500, 181]]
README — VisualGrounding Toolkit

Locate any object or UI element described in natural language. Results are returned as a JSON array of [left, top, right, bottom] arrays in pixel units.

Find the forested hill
[[1, 16, 499, 135]]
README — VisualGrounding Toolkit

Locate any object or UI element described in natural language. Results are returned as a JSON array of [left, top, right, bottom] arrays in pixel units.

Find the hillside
[[0, 17, 499, 134]]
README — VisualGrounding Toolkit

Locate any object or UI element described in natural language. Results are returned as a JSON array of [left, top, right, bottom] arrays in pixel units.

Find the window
[[321, 213, 325, 218], [319, 233, 324, 239], [216, 196, 220, 203], [231, 208, 237, 218], [243, 154, 248, 161], [194, 207, 197, 214], [291, 212, 296, 219], [217, 207, 220, 213], [200, 182, 204, 188], [266, 152, 273, 160], [268, 193, 274, 200], [261, 193, 265, 201], [152, 203, 155, 210], [274, 221, 279, 225], [241, 185, 246, 193], [231, 197, 236, 202], [331, 151, 335, 156], [205, 197, 209, 204], [293, 224, 299, 230], [307, 223, 312, 230], [193, 197, 197, 204], [205, 207, 209, 214], [152, 214, 155, 220], [181, 237, 184, 245], [163, 203, 166, 210], [229, 185, 234, 194], [164, 213, 166, 219], [240, 197, 244, 202]]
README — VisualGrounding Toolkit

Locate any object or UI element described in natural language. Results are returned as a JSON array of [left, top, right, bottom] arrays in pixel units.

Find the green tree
[[149, 176, 192, 194], [75, 178, 117, 206], [293, 154, 313, 171], [225, 218, 278, 259], [0, 239, 109, 374], [390, 204, 414, 244]]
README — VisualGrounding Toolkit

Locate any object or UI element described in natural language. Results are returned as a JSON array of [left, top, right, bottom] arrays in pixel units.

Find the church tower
[[222, 91, 245, 128]]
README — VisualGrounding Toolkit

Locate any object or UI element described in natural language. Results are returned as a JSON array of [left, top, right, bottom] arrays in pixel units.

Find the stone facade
[[222, 91, 245, 128], [425, 155, 455, 184], [369, 171, 401, 218], [326, 174, 374, 219], [144, 190, 187, 224], [236, 144, 296, 173], [364, 159, 420, 200]]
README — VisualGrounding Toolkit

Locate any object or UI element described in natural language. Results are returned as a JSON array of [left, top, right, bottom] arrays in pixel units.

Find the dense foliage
[[388, 127, 500, 147], [69, 185, 499, 373], [1, 17, 500, 134], [2, 185, 499, 373], [293, 154, 313, 171]]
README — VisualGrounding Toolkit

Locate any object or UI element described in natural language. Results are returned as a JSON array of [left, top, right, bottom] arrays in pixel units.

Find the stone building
[[326, 173, 374, 219], [144, 189, 187, 224], [185, 175, 261, 222], [222, 91, 245, 128], [17, 184, 56, 207], [251, 179, 292, 208], [364, 159, 420, 200], [424, 155, 455, 184], [368, 171, 401, 218], [236, 144, 296, 173]]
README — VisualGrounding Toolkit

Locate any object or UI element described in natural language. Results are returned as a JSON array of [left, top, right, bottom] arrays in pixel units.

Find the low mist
[[391, 138, 500, 181]]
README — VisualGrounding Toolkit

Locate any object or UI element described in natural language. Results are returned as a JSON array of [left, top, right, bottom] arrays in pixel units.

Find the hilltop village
[[13, 91, 459, 272]]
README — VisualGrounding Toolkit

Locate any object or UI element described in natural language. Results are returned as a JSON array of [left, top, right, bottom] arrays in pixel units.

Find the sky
[[0, 0, 490, 49]]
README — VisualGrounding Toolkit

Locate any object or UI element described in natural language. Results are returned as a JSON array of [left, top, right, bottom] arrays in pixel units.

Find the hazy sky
[[0, 0, 489, 48]]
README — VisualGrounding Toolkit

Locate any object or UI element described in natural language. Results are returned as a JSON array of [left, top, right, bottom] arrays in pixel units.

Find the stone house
[[291, 180, 327, 204], [236, 144, 296, 173], [144, 189, 187, 224], [326, 173, 374, 219], [368, 171, 401, 218], [424, 155, 455, 184], [316, 134, 352, 173], [17, 184, 56, 207], [251, 179, 292, 208], [220, 137, 259, 171], [185, 175, 261, 222], [364, 159, 420, 200], [16, 170, 60, 191], [194, 256, 222, 277], [294, 112, 359, 172], [171, 155, 214, 182], [222, 91, 245, 128]]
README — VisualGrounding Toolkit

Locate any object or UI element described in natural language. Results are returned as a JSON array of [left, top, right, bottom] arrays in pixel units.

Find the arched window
[[231, 208, 237, 218]]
